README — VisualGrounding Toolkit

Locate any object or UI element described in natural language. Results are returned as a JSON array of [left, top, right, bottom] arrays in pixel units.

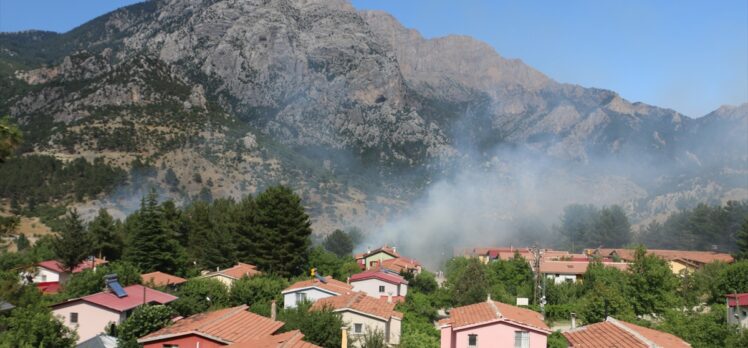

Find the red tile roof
[[439, 299, 549, 333], [53, 285, 177, 313], [540, 261, 630, 275], [726, 293, 748, 307], [139, 305, 283, 344], [564, 317, 691, 348], [380, 257, 421, 273], [362, 245, 400, 259], [282, 276, 353, 295], [205, 262, 262, 280], [311, 291, 403, 320], [226, 330, 321, 348], [35, 281, 61, 294], [141, 271, 187, 287], [350, 269, 408, 285], [596, 248, 733, 265], [37, 257, 108, 274]]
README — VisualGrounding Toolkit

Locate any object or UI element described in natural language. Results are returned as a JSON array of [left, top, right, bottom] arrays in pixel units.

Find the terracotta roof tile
[[440, 300, 549, 333], [540, 261, 630, 275], [597, 248, 733, 265], [141, 271, 187, 287], [311, 292, 403, 320], [54, 285, 177, 313], [139, 305, 283, 343], [363, 245, 400, 258], [204, 263, 262, 280], [350, 269, 408, 285], [726, 293, 748, 307], [226, 330, 321, 348], [564, 317, 690, 348], [282, 276, 353, 295], [380, 257, 421, 273], [37, 258, 108, 274]]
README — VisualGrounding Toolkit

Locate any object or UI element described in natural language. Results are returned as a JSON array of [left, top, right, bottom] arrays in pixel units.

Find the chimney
[[367, 246, 371, 254], [216, 267, 220, 272], [487, 294, 492, 302], [571, 312, 577, 329], [271, 300, 277, 321], [392, 246, 396, 254], [346, 276, 350, 285], [387, 292, 393, 304]]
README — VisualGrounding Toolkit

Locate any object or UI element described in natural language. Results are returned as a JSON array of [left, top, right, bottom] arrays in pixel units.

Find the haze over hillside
[[1, 0, 746, 259]]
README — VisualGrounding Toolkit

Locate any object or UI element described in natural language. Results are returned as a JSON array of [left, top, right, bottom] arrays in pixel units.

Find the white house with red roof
[[200, 262, 262, 287], [51, 280, 177, 343], [355, 245, 422, 275], [312, 291, 403, 346], [726, 293, 748, 328], [350, 269, 408, 300], [439, 296, 550, 348], [281, 276, 353, 309], [25, 257, 107, 294]]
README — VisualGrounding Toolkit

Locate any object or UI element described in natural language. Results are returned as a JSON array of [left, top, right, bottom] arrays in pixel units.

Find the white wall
[[32, 267, 61, 283], [52, 302, 122, 343], [351, 278, 407, 298], [283, 288, 337, 308], [341, 311, 401, 347], [545, 274, 578, 285]]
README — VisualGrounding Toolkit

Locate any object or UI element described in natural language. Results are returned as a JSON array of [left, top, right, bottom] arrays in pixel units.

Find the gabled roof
[[225, 330, 321, 348], [350, 269, 408, 285], [77, 334, 118, 348], [596, 248, 733, 265], [139, 305, 283, 344], [362, 245, 400, 259], [439, 299, 549, 333], [141, 271, 187, 287], [726, 293, 748, 307], [311, 291, 403, 321], [540, 261, 630, 275], [282, 276, 353, 295], [204, 262, 262, 280], [563, 317, 691, 348], [380, 257, 421, 273], [35, 281, 62, 294], [53, 285, 177, 313], [37, 257, 108, 274]]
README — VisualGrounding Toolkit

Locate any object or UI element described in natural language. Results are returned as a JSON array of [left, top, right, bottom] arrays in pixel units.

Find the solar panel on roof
[[314, 273, 328, 283], [108, 280, 128, 298]]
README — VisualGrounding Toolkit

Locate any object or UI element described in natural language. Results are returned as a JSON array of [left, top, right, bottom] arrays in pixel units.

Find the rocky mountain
[[0, 0, 745, 233]]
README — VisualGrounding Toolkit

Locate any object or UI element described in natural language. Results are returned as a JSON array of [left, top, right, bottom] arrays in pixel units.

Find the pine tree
[[89, 208, 122, 260], [737, 217, 748, 260], [235, 195, 260, 264], [125, 189, 184, 273], [323, 229, 353, 257], [54, 209, 93, 272], [254, 186, 312, 277], [185, 200, 236, 269]]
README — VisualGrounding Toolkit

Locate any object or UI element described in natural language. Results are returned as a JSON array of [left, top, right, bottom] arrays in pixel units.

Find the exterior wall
[[341, 311, 393, 347], [283, 288, 337, 308], [441, 321, 547, 348], [727, 305, 748, 328], [351, 278, 407, 297], [32, 267, 61, 283], [364, 252, 397, 270], [669, 261, 695, 275], [141, 334, 226, 348], [203, 274, 235, 288], [52, 302, 122, 343], [545, 274, 579, 285], [388, 318, 401, 345]]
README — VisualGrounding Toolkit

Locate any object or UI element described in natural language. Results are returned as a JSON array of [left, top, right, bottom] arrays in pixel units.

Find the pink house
[[51, 282, 176, 343], [439, 298, 550, 348]]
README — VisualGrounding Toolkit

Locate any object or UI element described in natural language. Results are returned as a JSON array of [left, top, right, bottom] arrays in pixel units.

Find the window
[[468, 334, 477, 347], [162, 345, 179, 348], [41, 274, 47, 281], [70, 312, 78, 324], [564, 278, 574, 283], [295, 292, 307, 303], [354, 323, 363, 334], [379, 285, 385, 293], [514, 331, 529, 348]]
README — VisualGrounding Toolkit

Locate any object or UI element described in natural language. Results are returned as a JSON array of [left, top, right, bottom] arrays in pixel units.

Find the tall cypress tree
[[235, 195, 260, 264], [125, 189, 184, 273], [54, 209, 93, 272], [254, 186, 312, 277], [89, 208, 123, 260]]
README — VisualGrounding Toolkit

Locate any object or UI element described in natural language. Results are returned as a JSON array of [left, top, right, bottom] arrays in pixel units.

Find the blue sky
[[1, 0, 745, 117]]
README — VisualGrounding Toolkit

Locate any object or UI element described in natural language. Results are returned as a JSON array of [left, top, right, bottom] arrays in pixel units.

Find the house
[[52, 279, 177, 343], [26, 257, 107, 294], [281, 275, 353, 309], [200, 262, 261, 287], [141, 271, 187, 288], [350, 269, 408, 300], [540, 261, 630, 284], [224, 330, 320, 348], [312, 291, 403, 347], [726, 293, 748, 328], [438, 297, 550, 348], [355, 245, 423, 275], [563, 316, 691, 347], [138, 305, 319, 348], [591, 248, 733, 274]]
